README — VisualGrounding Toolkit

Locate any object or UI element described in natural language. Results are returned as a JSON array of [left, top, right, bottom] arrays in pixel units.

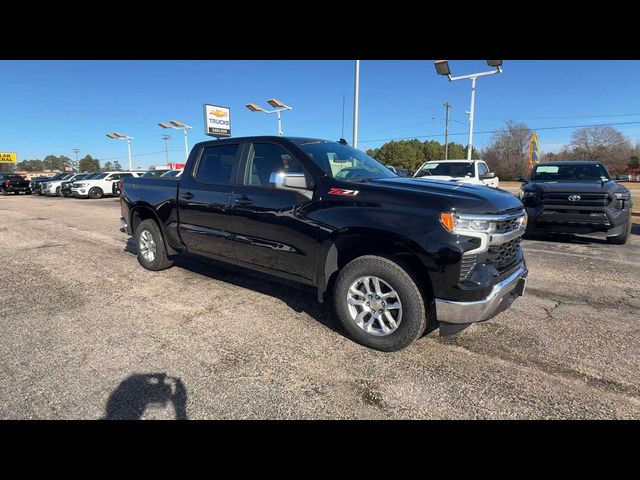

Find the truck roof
[[533, 161, 604, 166], [424, 159, 484, 163], [196, 136, 340, 146]]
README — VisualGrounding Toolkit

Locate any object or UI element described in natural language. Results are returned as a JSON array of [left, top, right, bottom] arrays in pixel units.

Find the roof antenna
[[338, 138, 348, 145]]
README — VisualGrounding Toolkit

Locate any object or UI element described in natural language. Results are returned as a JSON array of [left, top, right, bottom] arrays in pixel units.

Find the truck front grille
[[495, 217, 520, 233], [460, 253, 477, 281], [487, 238, 521, 270], [541, 192, 610, 207]]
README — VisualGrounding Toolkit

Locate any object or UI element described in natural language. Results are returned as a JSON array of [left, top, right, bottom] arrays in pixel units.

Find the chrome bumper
[[436, 264, 528, 324]]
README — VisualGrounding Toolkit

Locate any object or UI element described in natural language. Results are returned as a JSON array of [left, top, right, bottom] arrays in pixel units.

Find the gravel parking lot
[[1, 194, 639, 419]]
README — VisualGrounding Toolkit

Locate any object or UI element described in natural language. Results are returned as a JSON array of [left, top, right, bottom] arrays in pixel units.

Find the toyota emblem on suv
[[568, 195, 581, 202]]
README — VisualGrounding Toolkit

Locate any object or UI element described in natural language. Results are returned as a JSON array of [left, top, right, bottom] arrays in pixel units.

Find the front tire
[[333, 255, 428, 352], [607, 213, 632, 245], [88, 187, 103, 199], [135, 219, 173, 271]]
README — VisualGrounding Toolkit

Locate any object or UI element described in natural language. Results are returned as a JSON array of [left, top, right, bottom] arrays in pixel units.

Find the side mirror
[[270, 172, 313, 199], [480, 172, 496, 179]]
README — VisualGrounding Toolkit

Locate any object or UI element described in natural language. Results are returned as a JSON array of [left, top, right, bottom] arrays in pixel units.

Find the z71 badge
[[328, 188, 360, 197]]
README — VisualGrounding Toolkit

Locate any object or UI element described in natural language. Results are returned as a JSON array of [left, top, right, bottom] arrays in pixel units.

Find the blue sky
[[2, 60, 640, 169]]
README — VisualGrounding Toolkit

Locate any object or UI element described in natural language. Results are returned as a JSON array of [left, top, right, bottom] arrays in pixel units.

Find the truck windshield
[[531, 164, 610, 182], [415, 162, 474, 178], [297, 141, 397, 181]]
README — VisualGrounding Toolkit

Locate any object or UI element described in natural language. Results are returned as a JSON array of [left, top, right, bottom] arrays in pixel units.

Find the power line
[[361, 112, 640, 137], [361, 120, 640, 144], [98, 149, 184, 162]]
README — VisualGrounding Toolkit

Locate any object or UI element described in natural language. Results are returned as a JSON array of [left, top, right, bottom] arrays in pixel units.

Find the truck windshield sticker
[[536, 166, 559, 173]]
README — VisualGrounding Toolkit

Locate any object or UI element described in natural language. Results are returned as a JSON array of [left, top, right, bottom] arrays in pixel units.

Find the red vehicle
[[1, 174, 32, 195]]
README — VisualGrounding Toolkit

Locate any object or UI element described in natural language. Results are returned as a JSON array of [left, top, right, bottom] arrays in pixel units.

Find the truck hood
[[414, 175, 476, 183], [363, 177, 522, 214], [525, 180, 621, 193]]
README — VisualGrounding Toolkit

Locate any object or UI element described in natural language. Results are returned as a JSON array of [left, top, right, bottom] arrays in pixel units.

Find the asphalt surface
[[1, 193, 639, 419]]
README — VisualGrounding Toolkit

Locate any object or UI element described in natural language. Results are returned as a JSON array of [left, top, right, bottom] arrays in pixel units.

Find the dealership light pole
[[245, 98, 292, 136], [161, 134, 171, 165], [159, 120, 192, 162], [106, 132, 134, 171], [353, 60, 360, 149], [434, 60, 503, 160], [72, 148, 80, 171]]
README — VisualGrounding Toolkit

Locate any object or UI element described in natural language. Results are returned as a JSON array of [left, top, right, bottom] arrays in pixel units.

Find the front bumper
[[435, 264, 528, 324]]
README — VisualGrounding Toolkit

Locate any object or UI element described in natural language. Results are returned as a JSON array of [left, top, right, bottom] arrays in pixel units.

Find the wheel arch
[[129, 203, 180, 256], [315, 227, 434, 303]]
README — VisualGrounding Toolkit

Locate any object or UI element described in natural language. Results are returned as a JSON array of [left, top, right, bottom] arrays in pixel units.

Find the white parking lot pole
[[183, 128, 189, 161], [127, 138, 133, 171], [467, 77, 476, 160], [353, 60, 360, 149], [434, 61, 503, 161]]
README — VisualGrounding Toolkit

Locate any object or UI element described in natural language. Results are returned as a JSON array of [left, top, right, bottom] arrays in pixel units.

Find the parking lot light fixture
[[159, 120, 193, 161], [245, 103, 264, 112], [245, 98, 292, 136], [433, 60, 503, 160], [434, 60, 451, 77], [106, 132, 134, 171]]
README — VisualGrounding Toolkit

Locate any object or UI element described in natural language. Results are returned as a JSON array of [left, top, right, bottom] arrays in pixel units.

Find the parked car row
[[3, 169, 184, 199]]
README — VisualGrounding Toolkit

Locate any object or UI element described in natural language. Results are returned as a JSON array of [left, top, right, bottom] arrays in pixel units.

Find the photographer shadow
[[103, 373, 187, 420]]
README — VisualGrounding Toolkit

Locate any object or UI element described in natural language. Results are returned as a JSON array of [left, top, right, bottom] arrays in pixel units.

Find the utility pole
[[162, 134, 171, 165], [353, 60, 360, 148], [341, 94, 346, 139], [72, 148, 80, 171], [443, 102, 451, 160]]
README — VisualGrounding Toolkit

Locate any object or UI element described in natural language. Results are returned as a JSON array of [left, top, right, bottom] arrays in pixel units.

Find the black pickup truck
[[120, 136, 528, 351], [1, 174, 32, 195], [519, 161, 633, 244]]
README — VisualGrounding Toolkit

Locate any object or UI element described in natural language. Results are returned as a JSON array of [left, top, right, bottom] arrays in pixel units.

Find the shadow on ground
[[124, 238, 439, 339], [103, 373, 187, 420]]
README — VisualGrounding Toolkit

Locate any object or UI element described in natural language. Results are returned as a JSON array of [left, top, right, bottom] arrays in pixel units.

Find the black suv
[[519, 161, 633, 244]]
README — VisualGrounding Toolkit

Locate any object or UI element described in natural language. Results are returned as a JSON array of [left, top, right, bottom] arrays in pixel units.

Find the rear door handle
[[182, 192, 194, 200], [235, 195, 253, 206]]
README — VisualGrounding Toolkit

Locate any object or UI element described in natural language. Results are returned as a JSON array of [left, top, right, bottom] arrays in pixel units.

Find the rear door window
[[195, 144, 241, 184]]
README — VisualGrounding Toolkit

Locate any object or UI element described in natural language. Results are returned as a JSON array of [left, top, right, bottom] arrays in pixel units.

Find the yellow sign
[[0, 152, 17, 163]]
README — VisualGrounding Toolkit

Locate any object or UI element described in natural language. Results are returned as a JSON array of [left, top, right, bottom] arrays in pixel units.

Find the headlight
[[614, 192, 630, 200], [519, 190, 537, 199], [440, 213, 497, 234]]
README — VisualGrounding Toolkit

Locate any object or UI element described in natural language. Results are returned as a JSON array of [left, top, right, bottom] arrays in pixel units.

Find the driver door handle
[[182, 192, 194, 200]]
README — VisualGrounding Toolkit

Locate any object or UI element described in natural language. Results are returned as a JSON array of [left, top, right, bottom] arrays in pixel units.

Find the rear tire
[[1, 188, 6, 196], [135, 219, 173, 271], [55, 187, 61, 196], [333, 255, 427, 352], [607, 213, 632, 245], [88, 187, 103, 199]]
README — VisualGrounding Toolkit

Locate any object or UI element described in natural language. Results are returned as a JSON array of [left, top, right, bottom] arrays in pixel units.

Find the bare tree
[[569, 126, 631, 170], [482, 120, 532, 179]]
